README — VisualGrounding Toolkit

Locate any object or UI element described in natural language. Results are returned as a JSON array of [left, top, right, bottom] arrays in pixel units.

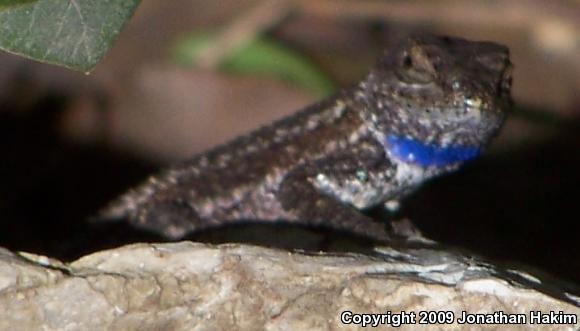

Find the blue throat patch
[[386, 135, 481, 167]]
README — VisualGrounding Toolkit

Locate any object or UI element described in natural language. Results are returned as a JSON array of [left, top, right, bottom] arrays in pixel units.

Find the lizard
[[99, 35, 513, 242]]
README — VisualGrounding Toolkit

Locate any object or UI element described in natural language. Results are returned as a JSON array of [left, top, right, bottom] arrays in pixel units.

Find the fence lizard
[[100, 35, 513, 242]]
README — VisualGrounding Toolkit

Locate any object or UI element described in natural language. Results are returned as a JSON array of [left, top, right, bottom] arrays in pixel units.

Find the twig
[[195, 0, 294, 69]]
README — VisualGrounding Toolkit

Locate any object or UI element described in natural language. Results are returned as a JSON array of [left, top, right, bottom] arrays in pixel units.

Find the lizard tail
[[91, 176, 161, 223], [92, 174, 199, 240]]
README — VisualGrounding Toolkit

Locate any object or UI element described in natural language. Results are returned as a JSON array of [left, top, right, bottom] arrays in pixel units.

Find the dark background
[[0, 0, 579, 286]]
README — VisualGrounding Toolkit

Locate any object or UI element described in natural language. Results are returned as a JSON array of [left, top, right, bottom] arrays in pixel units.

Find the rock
[[0, 242, 578, 330]]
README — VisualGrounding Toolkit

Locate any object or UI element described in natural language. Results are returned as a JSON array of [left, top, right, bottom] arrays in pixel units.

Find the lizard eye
[[395, 51, 435, 85]]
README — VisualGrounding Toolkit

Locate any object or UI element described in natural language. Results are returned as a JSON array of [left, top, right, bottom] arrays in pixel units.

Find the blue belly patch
[[386, 135, 480, 167]]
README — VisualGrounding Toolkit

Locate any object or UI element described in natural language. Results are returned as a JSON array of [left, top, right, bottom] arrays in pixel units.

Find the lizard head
[[357, 35, 512, 167]]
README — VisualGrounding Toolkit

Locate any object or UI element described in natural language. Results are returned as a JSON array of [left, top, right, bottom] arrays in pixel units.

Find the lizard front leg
[[277, 144, 396, 242]]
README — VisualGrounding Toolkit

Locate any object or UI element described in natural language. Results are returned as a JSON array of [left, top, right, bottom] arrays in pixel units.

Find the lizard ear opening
[[402, 53, 413, 67]]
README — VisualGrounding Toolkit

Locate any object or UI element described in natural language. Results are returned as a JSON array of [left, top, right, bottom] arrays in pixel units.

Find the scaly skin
[[100, 35, 513, 242]]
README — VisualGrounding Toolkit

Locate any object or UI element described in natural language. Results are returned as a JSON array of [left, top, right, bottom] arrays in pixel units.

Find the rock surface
[[0, 242, 578, 330]]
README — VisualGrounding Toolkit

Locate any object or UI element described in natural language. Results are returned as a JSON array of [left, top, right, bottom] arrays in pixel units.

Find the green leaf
[[0, 0, 141, 72], [174, 32, 336, 98], [0, 0, 38, 10]]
